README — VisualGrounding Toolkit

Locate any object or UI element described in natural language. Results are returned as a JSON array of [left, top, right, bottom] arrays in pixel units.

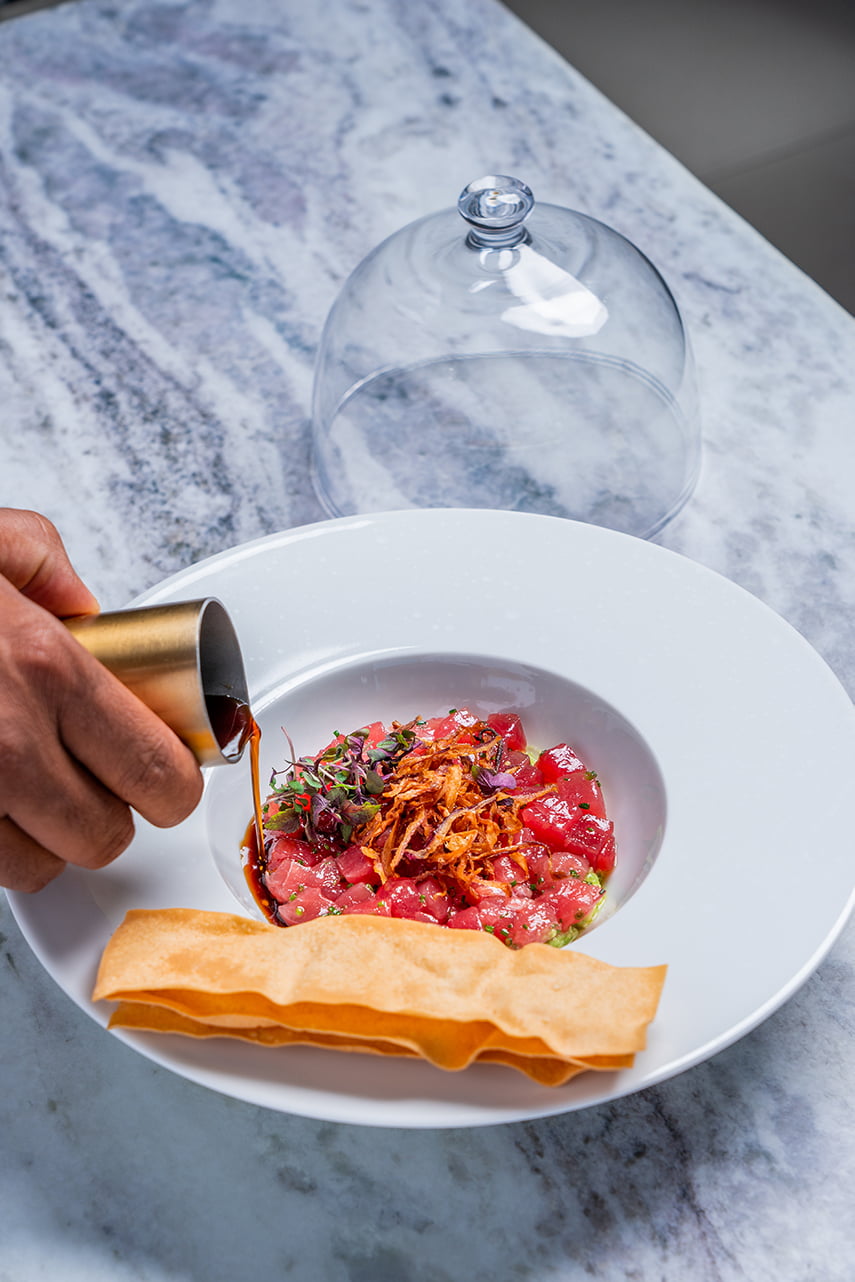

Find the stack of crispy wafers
[[93, 909, 666, 1087]]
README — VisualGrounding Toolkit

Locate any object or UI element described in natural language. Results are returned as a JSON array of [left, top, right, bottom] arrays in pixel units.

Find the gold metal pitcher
[[64, 598, 251, 767]]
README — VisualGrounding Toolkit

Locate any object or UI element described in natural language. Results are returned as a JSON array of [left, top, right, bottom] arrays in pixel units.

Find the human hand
[[0, 509, 203, 892]]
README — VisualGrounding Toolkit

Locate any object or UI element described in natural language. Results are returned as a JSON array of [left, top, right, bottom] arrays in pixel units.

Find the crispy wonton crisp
[[93, 909, 666, 1086]]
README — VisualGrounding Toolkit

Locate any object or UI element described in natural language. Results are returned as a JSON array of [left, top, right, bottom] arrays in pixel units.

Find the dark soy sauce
[[243, 721, 278, 923], [208, 694, 256, 763], [241, 810, 279, 924], [208, 695, 272, 919]]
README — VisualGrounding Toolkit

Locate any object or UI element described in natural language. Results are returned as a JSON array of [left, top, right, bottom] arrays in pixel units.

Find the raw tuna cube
[[344, 896, 392, 917], [537, 743, 586, 782], [477, 898, 521, 942], [519, 794, 580, 850], [463, 881, 510, 905], [409, 911, 443, 926], [314, 856, 346, 893], [425, 706, 479, 743], [549, 850, 593, 881], [489, 854, 529, 889], [265, 858, 326, 903], [555, 774, 606, 819], [414, 876, 451, 923], [545, 878, 604, 931], [337, 845, 377, 884], [561, 815, 616, 875], [524, 843, 553, 890], [486, 712, 526, 752], [508, 898, 560, 947], [277, 885, 335, 925], [266, 834, 319, 871], [335, 882, 376, 910], [380, 877, 426, 919], [506, 751, 544, 790], [446, 906, 483, 931]]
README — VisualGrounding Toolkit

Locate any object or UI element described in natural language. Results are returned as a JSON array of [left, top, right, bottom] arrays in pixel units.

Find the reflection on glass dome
[[499, 243, 609, 338], [311, 176, 701, 538]]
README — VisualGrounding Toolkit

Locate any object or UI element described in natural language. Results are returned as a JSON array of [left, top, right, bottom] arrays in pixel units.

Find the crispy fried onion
[[355, 722, 554, 891]]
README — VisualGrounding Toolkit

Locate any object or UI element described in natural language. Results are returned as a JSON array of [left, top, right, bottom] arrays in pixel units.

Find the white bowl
[[206, 650, 666, 929], [8, 510, 855, 1128]]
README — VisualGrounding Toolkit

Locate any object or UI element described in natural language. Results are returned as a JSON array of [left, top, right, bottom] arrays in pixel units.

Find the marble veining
[[1, 0, 853, 1278]]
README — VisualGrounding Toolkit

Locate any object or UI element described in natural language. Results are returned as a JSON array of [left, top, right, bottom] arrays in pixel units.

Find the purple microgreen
[[363, 769, 387, 796], [263, 810, 301, 833], [474, 767, 518, 793], [280, 725, 297, 764], [342, 800, 380, 827], [263, 718, 424, 850]]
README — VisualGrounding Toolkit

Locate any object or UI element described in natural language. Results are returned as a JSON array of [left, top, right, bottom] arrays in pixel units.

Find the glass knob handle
[[457, 175, 534, 247]]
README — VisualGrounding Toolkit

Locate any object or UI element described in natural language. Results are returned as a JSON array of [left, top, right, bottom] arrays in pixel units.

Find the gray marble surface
[[1, 0, 854, 1278]]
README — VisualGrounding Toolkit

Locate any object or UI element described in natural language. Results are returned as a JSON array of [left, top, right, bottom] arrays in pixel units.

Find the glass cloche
[[311, 176, 700, 538]]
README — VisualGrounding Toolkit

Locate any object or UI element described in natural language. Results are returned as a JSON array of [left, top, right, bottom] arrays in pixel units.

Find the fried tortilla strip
[[105, 1003, 621, 1086], [355, 724, 553, 886], [93, 909, 665, 1084]]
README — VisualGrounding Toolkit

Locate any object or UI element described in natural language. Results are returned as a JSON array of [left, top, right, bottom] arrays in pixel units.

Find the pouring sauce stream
[[208, 696, 268, 908]]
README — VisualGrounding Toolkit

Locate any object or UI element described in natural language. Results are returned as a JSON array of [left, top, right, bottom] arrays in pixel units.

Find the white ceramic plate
[[8, 511, 855, 1128]]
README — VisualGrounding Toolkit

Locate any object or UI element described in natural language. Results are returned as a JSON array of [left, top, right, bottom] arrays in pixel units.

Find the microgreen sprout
[[264, 720, 421, 847]]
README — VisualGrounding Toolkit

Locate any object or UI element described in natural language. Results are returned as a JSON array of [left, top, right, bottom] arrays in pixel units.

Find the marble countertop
[[1, 0, 853, 1278]]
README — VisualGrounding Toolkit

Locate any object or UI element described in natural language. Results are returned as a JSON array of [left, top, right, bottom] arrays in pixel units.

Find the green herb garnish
[[264, 720, 419, 849]]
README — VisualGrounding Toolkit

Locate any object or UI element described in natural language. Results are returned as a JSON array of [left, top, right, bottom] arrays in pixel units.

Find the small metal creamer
[[63, 598, 251, 768]]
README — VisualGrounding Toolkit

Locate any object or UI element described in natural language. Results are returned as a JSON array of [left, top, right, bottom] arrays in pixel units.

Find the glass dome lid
[[311, 175, 701, 538]]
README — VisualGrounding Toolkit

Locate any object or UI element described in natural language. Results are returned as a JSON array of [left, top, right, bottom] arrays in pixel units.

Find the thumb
[[0, 509, 100, 618]]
